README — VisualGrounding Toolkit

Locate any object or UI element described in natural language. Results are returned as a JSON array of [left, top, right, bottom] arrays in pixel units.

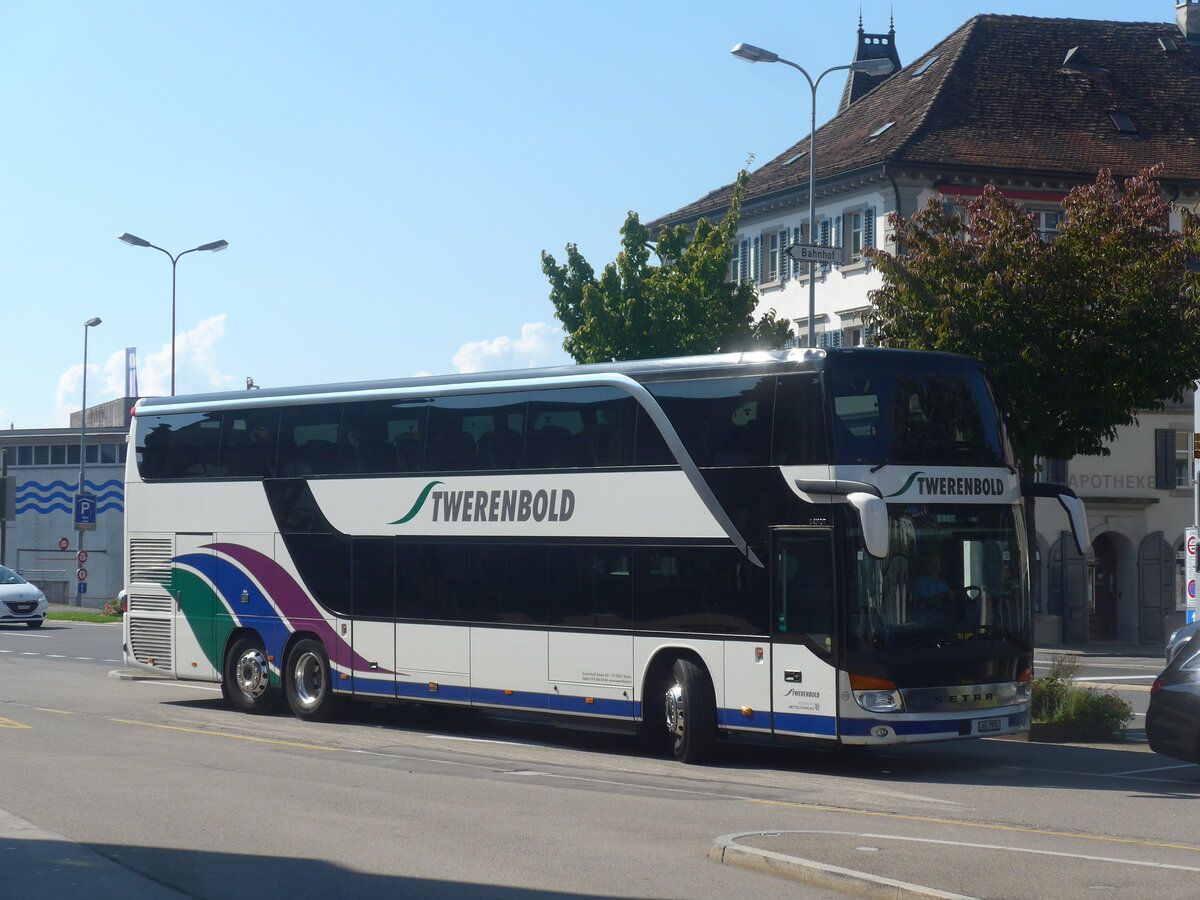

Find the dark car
[[1147, 632, 1200, 764]]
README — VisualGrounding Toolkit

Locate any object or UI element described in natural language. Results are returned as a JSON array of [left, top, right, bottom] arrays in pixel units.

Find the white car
[[0, 565, 48, 628]]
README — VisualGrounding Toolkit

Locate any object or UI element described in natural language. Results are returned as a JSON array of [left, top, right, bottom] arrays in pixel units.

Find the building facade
[[0, 397, 132, 608], [657, 4, 1200, 643]]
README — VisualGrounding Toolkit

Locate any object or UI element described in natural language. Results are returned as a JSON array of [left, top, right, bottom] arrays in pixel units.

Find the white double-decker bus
[[122, 348, 1087, 763]]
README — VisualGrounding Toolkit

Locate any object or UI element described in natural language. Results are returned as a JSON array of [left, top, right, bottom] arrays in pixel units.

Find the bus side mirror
[[1057, 494, 1090, 556], [1022, 482, 1090, 555], [847, 492, 889, 559]]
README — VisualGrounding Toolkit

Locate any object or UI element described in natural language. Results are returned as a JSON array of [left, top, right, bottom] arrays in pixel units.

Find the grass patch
[[48, 611, 122, 624], [1031, 652, 1133, 741]]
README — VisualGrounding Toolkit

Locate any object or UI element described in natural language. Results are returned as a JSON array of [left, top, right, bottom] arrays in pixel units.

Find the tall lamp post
[[117, 233, 229, 395], [731, 44, 894, 348], [77, 317, 101, 605]]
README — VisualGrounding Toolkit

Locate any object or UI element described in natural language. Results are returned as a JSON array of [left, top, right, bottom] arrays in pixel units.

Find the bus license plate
[[977, 718, 1002, 733]]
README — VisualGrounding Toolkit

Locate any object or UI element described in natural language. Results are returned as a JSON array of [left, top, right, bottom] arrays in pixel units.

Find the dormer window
[[911, 55, 939, 77], [1110, 112, 1139, 136], [868, 122, 895, 138], [782, 151, 808, 168]]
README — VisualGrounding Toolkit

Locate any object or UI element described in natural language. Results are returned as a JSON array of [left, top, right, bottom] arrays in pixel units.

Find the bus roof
[[133, 346, 975, 414]]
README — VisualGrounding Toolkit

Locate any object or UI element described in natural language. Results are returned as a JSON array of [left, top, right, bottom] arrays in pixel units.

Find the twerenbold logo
[[391, 480, 576, 525], [885, 471, 1005, 498]]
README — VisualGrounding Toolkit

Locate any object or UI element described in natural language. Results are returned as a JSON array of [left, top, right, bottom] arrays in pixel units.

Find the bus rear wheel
[[224, 637, 278, 713], [664, 658, 717, 764], [284, 638, 340, 722]]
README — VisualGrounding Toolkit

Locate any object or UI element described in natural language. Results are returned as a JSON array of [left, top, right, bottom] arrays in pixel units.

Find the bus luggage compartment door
[[770, 528, 838, 740]]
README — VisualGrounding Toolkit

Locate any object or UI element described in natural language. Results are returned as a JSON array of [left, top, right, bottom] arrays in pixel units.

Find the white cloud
[[451, 322, 566, 374], [54, 314, 238, 421]]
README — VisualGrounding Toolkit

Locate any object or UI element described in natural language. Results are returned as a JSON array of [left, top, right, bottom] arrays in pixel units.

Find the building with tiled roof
[[655, 3, 1200, 645]]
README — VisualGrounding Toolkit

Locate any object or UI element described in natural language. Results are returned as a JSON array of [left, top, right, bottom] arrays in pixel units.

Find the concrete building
[[655, 4, 1200, 644], [0, 397, 133, 608]]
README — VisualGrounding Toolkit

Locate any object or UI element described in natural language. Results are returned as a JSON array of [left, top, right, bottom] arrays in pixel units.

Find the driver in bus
[[913, 553, 962, 631]]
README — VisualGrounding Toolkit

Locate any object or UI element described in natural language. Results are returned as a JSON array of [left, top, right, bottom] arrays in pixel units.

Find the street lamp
[[118, 233, 229, 396], [731, 43, 894, 348], [77, 316, 101, 604]]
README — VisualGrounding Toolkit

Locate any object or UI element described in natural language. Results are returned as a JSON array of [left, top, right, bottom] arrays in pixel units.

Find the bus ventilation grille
[[129, 539, 173, 586], [127, 595, 174, 614], [129, 617, 173, 670]]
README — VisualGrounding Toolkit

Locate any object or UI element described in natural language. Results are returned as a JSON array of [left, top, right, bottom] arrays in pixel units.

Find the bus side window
[[773, 374, 829, 466], [279, 404, 343, 477]]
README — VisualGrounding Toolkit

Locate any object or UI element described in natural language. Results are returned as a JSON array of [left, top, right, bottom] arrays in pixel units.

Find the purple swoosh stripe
[[206, 542, 387, 674]]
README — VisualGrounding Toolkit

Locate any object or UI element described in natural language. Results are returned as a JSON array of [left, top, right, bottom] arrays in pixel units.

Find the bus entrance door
[[770, 528, 838, 741]]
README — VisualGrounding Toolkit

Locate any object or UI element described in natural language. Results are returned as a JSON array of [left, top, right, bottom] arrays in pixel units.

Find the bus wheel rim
[[236, 648, 270, 699], [665, 684, 685, 737], [294, 651, 324, 709]]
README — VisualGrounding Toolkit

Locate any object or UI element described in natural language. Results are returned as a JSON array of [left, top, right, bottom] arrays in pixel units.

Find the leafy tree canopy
[[542, 170, 793, 363], [865, 167, 1200, 476]]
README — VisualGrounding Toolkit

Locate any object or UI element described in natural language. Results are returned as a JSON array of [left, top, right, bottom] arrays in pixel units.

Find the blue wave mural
[[15, 479, 125, 516]]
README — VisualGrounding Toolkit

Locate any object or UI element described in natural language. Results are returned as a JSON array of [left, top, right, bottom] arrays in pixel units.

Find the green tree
[[542, 170, 793, 363], [865, 167, 1200, 487]]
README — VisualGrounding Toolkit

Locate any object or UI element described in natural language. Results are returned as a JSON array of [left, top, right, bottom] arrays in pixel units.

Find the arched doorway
[[1089, 534, 1119, 640]]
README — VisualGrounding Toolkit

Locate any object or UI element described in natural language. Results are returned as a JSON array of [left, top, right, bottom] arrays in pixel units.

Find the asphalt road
[[2, 621, 1198, 899]]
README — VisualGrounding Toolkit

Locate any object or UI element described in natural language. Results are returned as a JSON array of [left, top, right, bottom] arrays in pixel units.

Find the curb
[[710, 832, 976, 899]]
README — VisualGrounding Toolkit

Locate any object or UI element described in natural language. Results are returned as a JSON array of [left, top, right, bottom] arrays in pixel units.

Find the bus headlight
[[1015, 666, 1033, 703], [849, 673, 905, 713]]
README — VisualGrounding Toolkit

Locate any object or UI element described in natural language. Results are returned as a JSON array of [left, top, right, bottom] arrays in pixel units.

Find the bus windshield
[[848, 503, 1030, 657], [825, 354, 1005, 466]]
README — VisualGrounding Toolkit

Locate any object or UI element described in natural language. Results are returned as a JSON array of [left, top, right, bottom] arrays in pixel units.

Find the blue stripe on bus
[[394, 680, 472, 703], [471, 687, 548, 709], [719, 708, 772, 729], [771, 712, 838, 736], [548, 693, 632, 717]]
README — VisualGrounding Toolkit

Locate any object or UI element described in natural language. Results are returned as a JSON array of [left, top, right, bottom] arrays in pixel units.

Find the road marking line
[[1074, 675, 1157, 682], [134, 680, 222, 693], [741, 798, 1200, 853], [46, 654, 66, 658], [1111, 762, 1198, 775], [32, 708, 74, 715], [0, 717, 31, 729], [109, 718, 341, 752]]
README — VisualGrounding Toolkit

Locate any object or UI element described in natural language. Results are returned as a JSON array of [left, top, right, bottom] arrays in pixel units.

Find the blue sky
[[0, 0, 1173, 427]]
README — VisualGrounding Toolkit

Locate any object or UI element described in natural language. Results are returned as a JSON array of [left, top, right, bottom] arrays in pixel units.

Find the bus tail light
[[849, 673, 904, 713]]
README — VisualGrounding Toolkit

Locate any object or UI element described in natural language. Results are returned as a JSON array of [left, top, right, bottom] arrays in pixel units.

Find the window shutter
[[779, 229, 790, 282], [792, 227, 802, 277], [739, 239, 750, 283], [818, 218, 831, 272], [833, 214, 843, 269], [864, 206, 876, 251], [753, 236, 762, 284], [1154, 429, 1172, 490]]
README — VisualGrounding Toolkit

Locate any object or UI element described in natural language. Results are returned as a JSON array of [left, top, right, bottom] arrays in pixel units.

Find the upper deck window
[[824, 354, 1005, 467]]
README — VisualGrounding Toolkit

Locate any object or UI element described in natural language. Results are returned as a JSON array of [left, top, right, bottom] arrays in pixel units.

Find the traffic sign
[[76, 567, 87, 581], [77, 582, 87, 595], [59, 537, 69, 551], [73, 492, 97, 532], [77, 550, 88, 565], [785, 242, 841, 264]]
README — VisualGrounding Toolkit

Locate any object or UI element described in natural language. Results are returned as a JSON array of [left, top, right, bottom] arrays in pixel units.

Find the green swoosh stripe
[[390, 480, 444, 524], [884, 471, 924, 498]]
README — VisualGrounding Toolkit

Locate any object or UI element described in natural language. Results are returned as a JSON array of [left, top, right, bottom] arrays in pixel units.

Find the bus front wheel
[[284, 638, 339, 722], [664, 658, 717, 764], [224, 637, 278, 713]]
